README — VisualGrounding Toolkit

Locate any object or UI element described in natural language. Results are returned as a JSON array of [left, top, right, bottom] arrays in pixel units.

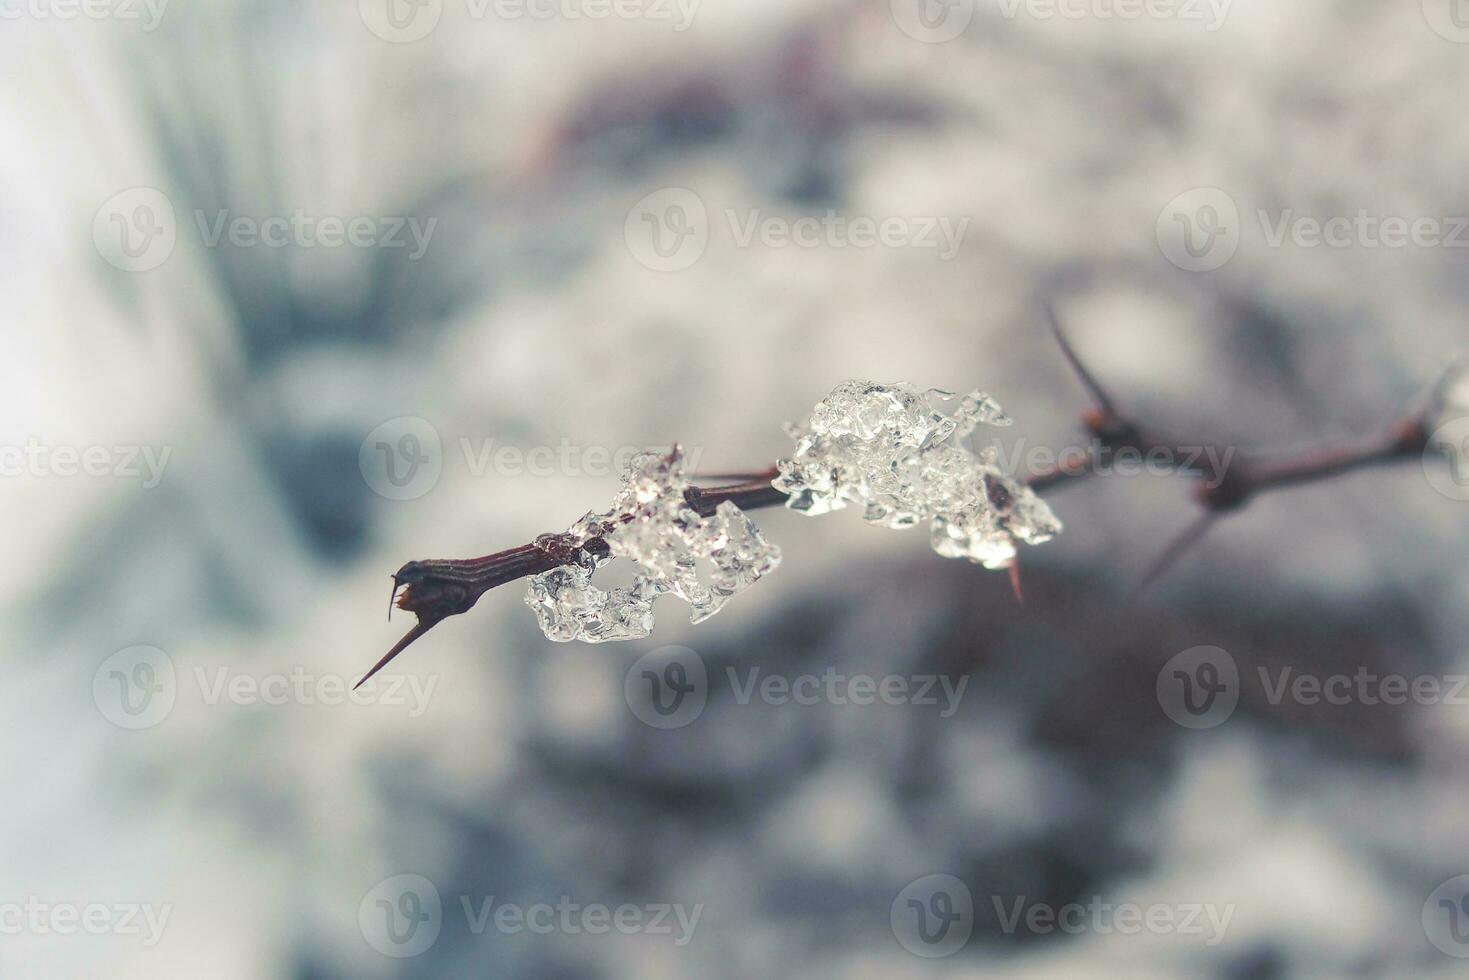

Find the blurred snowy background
[[4, 0, 1469, 976]]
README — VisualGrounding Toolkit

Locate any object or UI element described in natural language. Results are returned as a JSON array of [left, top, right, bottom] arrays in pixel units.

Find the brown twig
[[1135, 511, 1220, 596], [360, 314, 1438, 686], [1025, 446, 1098, 493], [1043, 310, 1431, 586], [357, 478, 793, 689], [1045, 302, 1116, 416]]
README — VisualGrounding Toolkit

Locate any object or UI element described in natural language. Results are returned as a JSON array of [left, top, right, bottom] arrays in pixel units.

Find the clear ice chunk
[[524, 565, 665, 643], [774, 380, 1060, 569], [1428, 357, 1469, 431], [1426, 357, 1469, 479], [525, 447, 780, 642]]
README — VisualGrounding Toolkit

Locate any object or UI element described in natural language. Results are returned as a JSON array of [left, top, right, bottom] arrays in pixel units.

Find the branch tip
[[1135, 511, 1220, 596], [1009, 561, 1024, 605], [1044, 303, 1116, 416], [355, 617, 441, 691]]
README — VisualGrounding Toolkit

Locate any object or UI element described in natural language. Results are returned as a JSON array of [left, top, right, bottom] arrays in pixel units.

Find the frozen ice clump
[[1428, 357, 1469, 430], [524, 447, 780, 642], [524, 565, 665, 643], [1426, 356, 1469, 481], [604, 449, 781, 623], [774, 381, 1060, 569]]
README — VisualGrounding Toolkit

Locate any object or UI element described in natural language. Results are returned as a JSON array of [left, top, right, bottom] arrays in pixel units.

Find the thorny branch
[[1029, 305, 1430, 587], [358, 313, 1436, 688], [356, 474, 789, 688]]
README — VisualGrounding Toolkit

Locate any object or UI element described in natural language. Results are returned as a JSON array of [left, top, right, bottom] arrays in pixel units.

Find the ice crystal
[[774, 381, 1060, 569], [1427, 357, 1469, 480], [1428, 357, 1469, 432], [524, 448, 780, 642], [523, 565, 665, 643]]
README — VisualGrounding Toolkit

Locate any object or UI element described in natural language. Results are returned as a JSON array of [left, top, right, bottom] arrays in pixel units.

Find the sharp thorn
[[1044, 303, 1116, 415], [355, 618, 440, 691], [1134, 511, 1219, 596]]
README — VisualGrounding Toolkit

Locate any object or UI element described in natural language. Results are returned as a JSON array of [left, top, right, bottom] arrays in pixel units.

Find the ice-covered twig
[[359, 473, 791, 689], [361, 319, 1458, 686]]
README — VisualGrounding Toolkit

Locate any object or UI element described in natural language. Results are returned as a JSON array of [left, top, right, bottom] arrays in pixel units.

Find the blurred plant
[[358, 311, 1454, 688]]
